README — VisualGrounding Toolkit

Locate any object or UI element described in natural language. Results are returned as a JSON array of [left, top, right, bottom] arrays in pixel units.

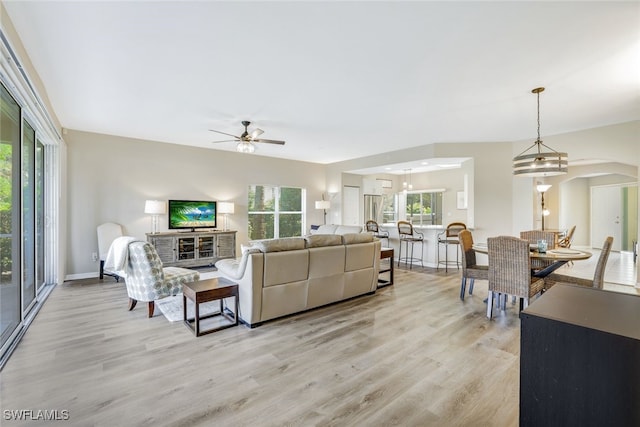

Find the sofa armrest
[[216, 252, 264, 326]]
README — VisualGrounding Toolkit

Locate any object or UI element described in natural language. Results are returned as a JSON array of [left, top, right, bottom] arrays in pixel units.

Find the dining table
[[472, 243, 592, 278]]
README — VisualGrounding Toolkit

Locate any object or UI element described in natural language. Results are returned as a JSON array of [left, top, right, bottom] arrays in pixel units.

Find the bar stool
[[365, 220, 389, 246], [397, 221, 424, 269], [437, 222, 466, 272]]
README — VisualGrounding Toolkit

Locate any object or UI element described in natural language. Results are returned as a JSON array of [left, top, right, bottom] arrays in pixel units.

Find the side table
[[378, 247, 394, 287], [183, 277, 239, 336]]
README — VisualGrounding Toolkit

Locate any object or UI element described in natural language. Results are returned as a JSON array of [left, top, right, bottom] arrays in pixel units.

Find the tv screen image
[[168, 200, 217, 230]]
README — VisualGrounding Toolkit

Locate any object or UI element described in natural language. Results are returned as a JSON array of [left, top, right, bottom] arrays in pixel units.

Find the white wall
[[65, 129, 327, 278], [559, 178, 590, 246]]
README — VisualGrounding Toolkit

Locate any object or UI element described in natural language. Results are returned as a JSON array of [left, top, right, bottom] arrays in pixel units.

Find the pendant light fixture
[[513, 87, 568, 177], [402, 169, 413, 194]]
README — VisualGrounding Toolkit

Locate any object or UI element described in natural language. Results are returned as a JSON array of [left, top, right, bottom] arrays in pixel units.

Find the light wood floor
[[1, 266, 525, 426]]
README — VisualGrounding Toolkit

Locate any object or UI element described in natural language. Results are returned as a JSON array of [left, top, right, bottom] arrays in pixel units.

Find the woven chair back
[[488, 236, 532, 298], [520, 230, 557, 249], [593, 236, 614, 289], [459, 230, 476, 269]]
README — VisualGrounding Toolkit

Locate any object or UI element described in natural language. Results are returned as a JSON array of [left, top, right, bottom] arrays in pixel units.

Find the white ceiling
[[3, 1, 639, 169]]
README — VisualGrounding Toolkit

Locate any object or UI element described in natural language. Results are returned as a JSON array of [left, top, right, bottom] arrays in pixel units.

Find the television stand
[[146, 230, 236, 268]]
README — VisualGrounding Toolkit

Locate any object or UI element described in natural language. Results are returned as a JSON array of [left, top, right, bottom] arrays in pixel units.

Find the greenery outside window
[[248, 185, 304, 240], [405, 191, 443, 226]]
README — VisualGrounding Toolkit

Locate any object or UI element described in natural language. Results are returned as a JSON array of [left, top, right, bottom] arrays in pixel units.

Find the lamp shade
[[218, 202, 235, 214], [144, 200, 166, 215], [237, 142, 255, 153], [536, 184, 552, 193], [315, 200, 331, 210]]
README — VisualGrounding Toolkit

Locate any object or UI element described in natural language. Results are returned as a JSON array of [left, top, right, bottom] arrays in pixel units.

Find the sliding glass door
[[22, 121, 36, 311], [0, 82, 48, 354], [0, 84, 21, 348], [36, 140, 45, 293]]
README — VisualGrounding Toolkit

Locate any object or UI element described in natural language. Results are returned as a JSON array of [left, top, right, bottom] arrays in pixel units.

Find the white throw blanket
[[104, 236, 144, 277]]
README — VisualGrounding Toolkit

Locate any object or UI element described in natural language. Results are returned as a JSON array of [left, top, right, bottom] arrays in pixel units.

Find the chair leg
[[100, 260, 105, 280], [487, 291, 494, 319], [128, 298, 137, 311], [398, 240, 402, 267], [460, 278, 467, 300], [147, 301, 155, 318], [469, 278, 475, 295], [409, 241, 414, 270], [445, 241, 448, 273]]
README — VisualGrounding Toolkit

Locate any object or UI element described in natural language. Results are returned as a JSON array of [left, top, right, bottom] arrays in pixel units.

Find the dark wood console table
[[520, 284, 640, 426]]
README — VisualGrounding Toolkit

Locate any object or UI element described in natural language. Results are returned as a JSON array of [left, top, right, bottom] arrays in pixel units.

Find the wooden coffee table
[[182, 277, 239, 336]]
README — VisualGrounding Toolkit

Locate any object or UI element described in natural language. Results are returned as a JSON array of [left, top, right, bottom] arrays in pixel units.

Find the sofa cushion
[[342, 233, 374, 245], [314, 224, 339, 234], [263, 250, 309, 287], [305, 234, 343, 248], [335, 225, 363, 235], [345, 242, 376, 272], [253, 237, 306, 253]]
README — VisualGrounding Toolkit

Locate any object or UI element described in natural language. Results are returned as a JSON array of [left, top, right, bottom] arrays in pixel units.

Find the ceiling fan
[[209, 120, 286, 153]]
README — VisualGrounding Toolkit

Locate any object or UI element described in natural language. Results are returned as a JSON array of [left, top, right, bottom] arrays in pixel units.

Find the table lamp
[[144, 200, 166, 234], [218, 202, 235, 231]]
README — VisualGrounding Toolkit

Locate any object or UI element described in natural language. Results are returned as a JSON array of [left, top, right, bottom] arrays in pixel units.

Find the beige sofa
[[215, 233, 381, 327]]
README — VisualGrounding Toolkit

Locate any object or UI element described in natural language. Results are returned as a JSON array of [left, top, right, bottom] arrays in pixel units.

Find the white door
[[343, 186, 360, 226], [591, 186, 622, 251]]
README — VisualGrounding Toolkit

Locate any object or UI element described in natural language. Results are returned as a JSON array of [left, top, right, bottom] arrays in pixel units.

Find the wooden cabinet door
[[217, 233, 236, 258]]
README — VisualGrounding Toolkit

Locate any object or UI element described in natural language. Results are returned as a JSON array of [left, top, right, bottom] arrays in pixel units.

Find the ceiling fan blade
[[209, 129, 241, 139], [255, 139, 286, 145], [250, 128, 264, 139], [210, 139, 237, 144]]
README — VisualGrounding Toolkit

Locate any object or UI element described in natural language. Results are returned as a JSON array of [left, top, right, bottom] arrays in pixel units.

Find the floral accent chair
[[125, 241, 200, 317]]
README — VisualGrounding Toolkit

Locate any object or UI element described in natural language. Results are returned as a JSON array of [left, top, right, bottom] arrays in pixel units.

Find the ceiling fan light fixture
[[513, 87, 568, 177], [210, 121, 285, 154], [237, 141, 255, 153]]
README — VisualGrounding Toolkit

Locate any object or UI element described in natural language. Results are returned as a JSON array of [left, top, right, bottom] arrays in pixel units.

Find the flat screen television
[[168, 200, 217, 231]]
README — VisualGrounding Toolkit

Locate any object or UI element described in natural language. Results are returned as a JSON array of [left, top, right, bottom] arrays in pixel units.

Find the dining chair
[[397, 220, 424, 269], [487, 236, 544, 319], [543, 236, 614, 291], [437, 222, 466, 272], [558, 225, 576, 248], [365, 220, 389, 246], [520, 230, 557, 270], [458, 230, 488, 300]]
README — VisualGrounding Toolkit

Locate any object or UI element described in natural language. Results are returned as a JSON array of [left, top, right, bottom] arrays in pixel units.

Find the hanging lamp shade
[[513, 87, 568, 177]]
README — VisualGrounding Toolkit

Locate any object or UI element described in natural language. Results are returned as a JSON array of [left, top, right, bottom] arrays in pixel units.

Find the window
[[404, 191, 443, 226], [248, 185, 304, 240], [382, 193, 396, 224]]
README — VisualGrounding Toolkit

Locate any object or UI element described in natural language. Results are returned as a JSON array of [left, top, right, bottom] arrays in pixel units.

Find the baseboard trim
[[65, 272, 99, 281]]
